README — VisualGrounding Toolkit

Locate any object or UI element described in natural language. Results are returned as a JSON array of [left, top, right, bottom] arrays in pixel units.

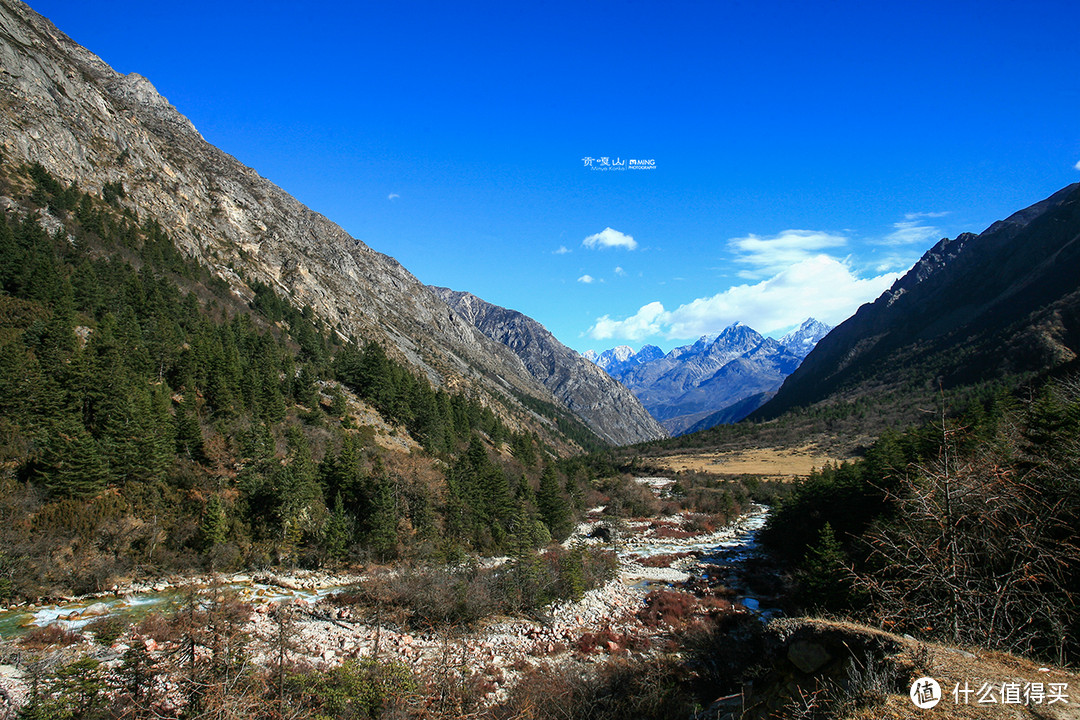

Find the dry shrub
[[684, 513, 722, 533], [134, 610, 186, 644], [576, 628, 650, 655], [857, 442, 1080, 659], [600, 476, 661, 518], [19, 623, 81, 648], [635, 551, 695, 568], [335, 549, 618, 630], [637, 589, 696, 629], [696, 595, 735, 615], [495, 657, 691, 720], [653, 526, 695, 539], [333, 565, 500, 629]]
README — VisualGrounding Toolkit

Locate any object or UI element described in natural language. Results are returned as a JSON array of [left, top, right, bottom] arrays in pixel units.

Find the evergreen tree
[[200, 495, 229, 550], [328, 385, 348, 417], [38, 421, 109, 498], [796, 522, 857, 611], [323, 492, 353, 562], [175, 391, 206, 463], [538, 463, 573, 541], [366, 474, 397, 561]]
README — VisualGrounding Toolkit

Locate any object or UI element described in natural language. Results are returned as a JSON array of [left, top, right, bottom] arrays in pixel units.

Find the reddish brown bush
[[684, 513, 721, 534], [635, 552, 695, 568], [576, 628, 650, 655], [637, 589, 696, 628], [134, 611, 186, 644], [653, 526, 695, 539], [696, 595, 735, 615], [19, 623, 81, 648]]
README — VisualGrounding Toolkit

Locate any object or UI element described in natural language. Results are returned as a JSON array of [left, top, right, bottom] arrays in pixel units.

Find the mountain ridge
[[584, 319, 829, 434], [430, 287, 667, 445], [0, 0, 613, 450], [754, 182, 1080, 421]]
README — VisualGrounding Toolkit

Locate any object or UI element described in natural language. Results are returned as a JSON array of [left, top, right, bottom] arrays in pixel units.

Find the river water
[[0, 580, 346, 639], [0, 504, 773, 639]]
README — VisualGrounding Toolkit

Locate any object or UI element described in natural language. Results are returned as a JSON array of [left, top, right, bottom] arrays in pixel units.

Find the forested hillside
[[0, 160, 590, 599], [761, 384, 1080, 664], [0, 0, 616, 451]]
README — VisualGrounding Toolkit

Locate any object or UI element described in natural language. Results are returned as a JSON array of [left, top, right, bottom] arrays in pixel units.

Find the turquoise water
[[0, 582, 347, 639]]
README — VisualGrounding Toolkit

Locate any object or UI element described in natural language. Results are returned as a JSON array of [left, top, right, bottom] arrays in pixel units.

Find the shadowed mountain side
[[680, 391, 777, 435], [754, 182, 1080, 421], [430, 287, 668, 445]]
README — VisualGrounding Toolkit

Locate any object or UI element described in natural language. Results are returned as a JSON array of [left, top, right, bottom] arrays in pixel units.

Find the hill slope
[[0, 0, 603, 450], [431, 287, 667, 445], [754, 183, 1080, 421]]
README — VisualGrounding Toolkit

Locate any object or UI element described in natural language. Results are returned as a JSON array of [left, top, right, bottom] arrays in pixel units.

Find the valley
[[0, 1, 1078, 718], [0, 473, 776, 716]]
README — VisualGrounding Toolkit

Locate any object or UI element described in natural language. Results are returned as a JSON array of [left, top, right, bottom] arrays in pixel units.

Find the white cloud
[[588, 301, 666, 340], [1075, 159, 1080, 170], [883, 219, 942, 246], [871, 252, 922, 274], [728, 229, 847, 278], [904, 211, 950, 220], [583, 227, 637, 250], [577, 274, 595, 284], [587, 256, 898, 341], [388, 193, 400, 201], [614, 266, 626, 276], [553, 245, 571, 255]]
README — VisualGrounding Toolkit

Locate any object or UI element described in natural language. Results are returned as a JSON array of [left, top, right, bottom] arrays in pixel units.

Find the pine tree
[[797, 522, 856, 611], [366, 474, 397, 561], [323, 492, 352, 562], [200, 495, 229, 550], [329, 385, 348, 417], [39, 421, 109, 498], [175, 391, 206, 463], [538, 464, 572, 541]]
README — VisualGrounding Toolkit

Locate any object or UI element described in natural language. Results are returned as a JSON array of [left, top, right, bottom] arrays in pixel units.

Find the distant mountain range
[[585, 319, 831, 435], [754, 183, 1080, 422]]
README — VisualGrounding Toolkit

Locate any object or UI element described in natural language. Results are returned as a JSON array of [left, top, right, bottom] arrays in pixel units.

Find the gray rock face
[[0, 0, 594, 447], [431, 287, 668, 445]]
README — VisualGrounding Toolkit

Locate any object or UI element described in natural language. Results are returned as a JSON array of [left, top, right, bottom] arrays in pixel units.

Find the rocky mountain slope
[[777, 318, 832, 359], [586, 321, 829, 435], [0, 0, 612, 449], [430, 287, 667, 445], [755, 182, 1080, 420]]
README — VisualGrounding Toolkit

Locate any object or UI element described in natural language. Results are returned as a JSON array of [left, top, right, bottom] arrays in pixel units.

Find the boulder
[[786, 640, 832, 674]]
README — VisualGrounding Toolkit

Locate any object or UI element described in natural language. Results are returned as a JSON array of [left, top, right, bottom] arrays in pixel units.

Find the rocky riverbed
[[0, 480, 772, 710]]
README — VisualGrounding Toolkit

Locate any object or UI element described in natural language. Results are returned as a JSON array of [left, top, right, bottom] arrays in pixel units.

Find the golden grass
[[646, 445, 845, 479]]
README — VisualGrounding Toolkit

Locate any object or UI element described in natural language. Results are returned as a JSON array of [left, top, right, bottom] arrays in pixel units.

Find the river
[[0, 500, 772, 640]]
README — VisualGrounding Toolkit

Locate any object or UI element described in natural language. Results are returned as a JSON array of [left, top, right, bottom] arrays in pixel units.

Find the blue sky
[[31, 0, 1080, 353]]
